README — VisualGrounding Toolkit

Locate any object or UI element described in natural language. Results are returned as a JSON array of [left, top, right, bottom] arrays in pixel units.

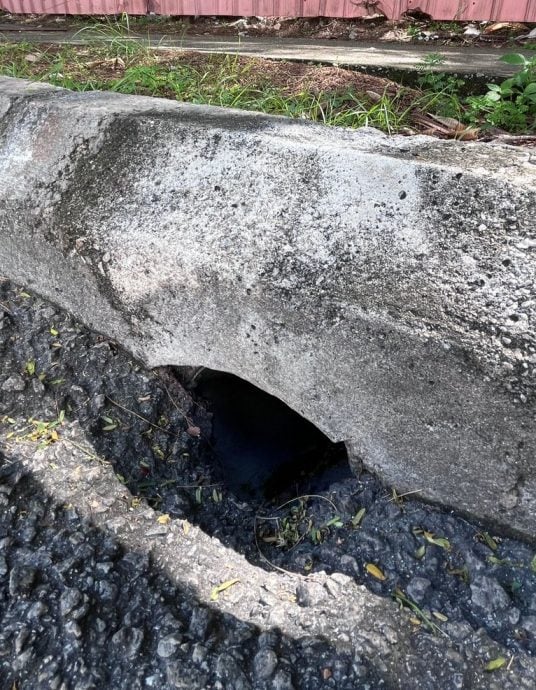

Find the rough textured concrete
[[1, 76, 535, 538]]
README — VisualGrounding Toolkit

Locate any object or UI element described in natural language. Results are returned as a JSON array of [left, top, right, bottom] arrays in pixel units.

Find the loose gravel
[[1, 278, 536, 689]]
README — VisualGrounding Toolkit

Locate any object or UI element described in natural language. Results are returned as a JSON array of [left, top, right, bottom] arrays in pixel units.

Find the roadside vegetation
[[0, 24, 535, 139]]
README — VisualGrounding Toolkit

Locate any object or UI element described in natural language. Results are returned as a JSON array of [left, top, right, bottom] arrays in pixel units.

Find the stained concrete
[[0, 28, 533, 78], [0, 76, 535, 538]]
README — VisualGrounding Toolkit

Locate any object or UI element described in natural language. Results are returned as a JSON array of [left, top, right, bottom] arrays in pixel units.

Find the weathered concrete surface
[[1, 77, 535, 538], [1, 30, 533, 78]]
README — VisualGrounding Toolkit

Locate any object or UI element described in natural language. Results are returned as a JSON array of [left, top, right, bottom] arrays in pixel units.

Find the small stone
[[215, 654, 251, 689], [272, 670, 295, 690], [520, 615, 536, 636], [60, 587, 82, 616], [258, 630, 279, 649], [0, 555, 8, 577], [406, 577, 431, 604], [508, 607, 520, 625], [31, 378, 45, 395], [14, 628, 30, 655], [191, 643, 207, 664], [470, 576, 510, 613], [112, 627, 144, 659], [9, 565, 36, 596], [64, 620, 82, 638], [1, 374, 25, 392], [500, 490, 519, 509], [188, 608, 211, 640], [157, 634, 182, 659], [253, 648, 278, 680], [28, 601, 47, 619]]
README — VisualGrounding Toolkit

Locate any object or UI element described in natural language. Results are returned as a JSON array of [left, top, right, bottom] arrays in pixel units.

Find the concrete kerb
[[1, 76, 535, 538]]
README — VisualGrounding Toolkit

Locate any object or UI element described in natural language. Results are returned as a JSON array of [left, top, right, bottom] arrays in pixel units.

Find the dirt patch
[[157, 51, 413, 100]]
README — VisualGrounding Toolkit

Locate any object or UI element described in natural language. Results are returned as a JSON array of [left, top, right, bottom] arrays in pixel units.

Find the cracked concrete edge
[[0, 77, 535, 539], [1, 421, 534, 689]]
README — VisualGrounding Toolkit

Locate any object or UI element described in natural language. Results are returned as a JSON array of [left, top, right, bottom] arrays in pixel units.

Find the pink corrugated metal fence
[[1, 0, 535, 23]]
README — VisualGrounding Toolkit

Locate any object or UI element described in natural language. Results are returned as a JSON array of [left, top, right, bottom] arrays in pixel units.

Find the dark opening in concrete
[[179, 367, 350, 501]]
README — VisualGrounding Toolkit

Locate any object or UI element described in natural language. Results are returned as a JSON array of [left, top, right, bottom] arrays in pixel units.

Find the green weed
[[1, 41, 534, 135]]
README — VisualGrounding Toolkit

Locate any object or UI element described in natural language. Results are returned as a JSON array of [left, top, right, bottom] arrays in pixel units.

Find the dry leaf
[[485, 657, 506, 672], [210, 578, 240, 601], [423, 531, 451, 550], [412, 111, 479, 141], [157, 514, 171, 525], [182, 521, 191, 535], [351, 507, 366, 528], [322, 668, 332, 680], [365, 563, 386, 581], [366, 90, 382, 103], [415, 544, 426, 559], [484, 22, 528, 35], [187, 426, 201, 438]]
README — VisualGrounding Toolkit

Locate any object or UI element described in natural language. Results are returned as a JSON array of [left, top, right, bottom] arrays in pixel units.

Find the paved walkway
[[0, 26, 530, 77]]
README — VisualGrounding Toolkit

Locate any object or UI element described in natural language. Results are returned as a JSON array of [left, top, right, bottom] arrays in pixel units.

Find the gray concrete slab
[[1, 76, 535, 539], [0, 27, 531, 77]]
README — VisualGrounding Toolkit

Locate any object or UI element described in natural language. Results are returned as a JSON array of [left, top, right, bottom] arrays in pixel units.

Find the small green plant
[[429, 21, 463, 34], [406, 25, 422, 39], [486, 54, 536, 110], [466, 53, 536, 132], [416, 53, 465, 119]]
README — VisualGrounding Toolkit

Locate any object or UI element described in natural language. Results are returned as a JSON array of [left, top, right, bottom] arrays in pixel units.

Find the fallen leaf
[[432, 611, 448, 622], [409, 616, 421, 626], [484, 22, 528, 35], [415, 544, 426, 559], [423, 531, 451, 551], [50, 327, 59, 336], [487, 555, 509, 566], [530, 554, 536, 573], [351, 507, 366, 528], [365, 563, 386, 581], [210, 578, 240, 601], [322, 668, 332, 680], [366, 90, 382, 103], [412, 112, 479, 141], [157, 514, 171, 525], [187, 426, 201, 438], [485, 657, 506, 672], [479, 531, 498, 551], [182, 521, 191, 535], [325, 516, 343, 528]]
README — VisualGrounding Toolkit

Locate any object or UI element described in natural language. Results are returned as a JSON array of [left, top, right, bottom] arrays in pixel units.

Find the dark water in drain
[[193, 371, 350, 500]]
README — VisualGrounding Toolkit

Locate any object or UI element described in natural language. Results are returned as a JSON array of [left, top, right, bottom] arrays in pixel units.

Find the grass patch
[[0, 36, 534, 137]]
